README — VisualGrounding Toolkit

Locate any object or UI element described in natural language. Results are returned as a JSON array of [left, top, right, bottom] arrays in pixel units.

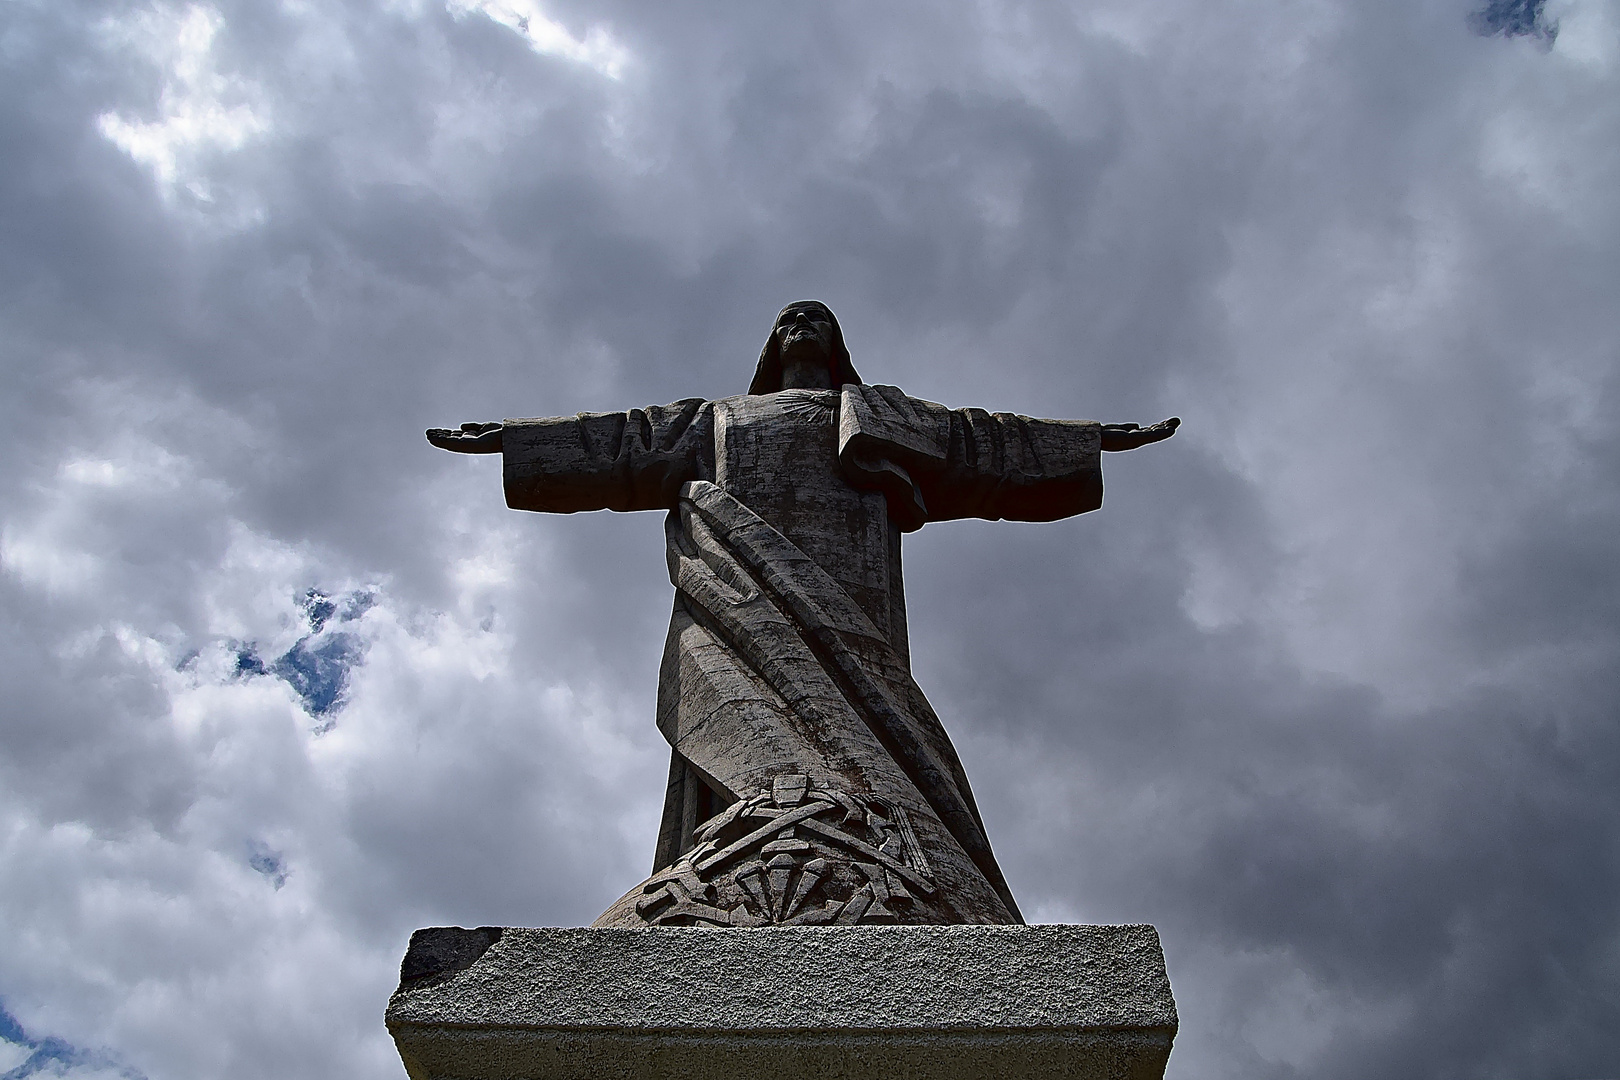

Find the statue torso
[[712, 390, 909, 662]]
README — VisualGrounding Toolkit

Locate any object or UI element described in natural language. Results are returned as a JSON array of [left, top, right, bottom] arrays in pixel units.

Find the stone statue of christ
[[428, 301, 1176, 928]]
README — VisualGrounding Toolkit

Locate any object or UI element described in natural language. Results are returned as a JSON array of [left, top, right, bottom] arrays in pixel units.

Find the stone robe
[[502, 385, 1102, 927]]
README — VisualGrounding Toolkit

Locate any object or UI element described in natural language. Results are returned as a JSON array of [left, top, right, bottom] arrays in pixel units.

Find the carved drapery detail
[[634, 774, 936, 927]]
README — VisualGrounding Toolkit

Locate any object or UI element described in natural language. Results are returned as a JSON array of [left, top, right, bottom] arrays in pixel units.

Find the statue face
[[772, 308, 832, 390], [773, 305, 837, 390], [774, 305, 835, 358]]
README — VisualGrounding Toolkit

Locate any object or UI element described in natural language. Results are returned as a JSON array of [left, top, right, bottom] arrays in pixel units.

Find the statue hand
[[426, 422, 504, 454], [1100, 417, 1179, 452]]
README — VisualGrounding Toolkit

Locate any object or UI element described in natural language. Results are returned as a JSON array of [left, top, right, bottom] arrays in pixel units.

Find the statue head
[[748, 300, 863, 394]]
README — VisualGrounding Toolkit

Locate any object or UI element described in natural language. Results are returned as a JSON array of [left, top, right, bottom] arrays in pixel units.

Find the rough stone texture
[[387, 924, 1177, 1079]]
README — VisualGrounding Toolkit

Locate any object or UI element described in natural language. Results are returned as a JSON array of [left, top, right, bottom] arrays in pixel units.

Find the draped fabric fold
[[652, 480, 1020, 921]]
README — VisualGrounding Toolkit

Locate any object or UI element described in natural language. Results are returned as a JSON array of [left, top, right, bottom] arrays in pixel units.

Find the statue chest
[[712, 392, 904, 646]]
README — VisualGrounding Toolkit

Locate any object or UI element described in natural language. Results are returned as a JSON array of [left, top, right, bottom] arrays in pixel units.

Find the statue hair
[[747, 301, 863, 394]]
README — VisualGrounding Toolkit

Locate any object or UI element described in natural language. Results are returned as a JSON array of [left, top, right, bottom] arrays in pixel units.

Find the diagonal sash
[[670, 479, 1022, 921]]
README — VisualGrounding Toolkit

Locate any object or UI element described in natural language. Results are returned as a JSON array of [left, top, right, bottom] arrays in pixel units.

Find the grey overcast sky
[[1, 0, 1617, 1077]]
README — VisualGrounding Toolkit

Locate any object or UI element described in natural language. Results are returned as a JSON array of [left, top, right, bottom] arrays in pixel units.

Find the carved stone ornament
[[634, 775, 935, 927]]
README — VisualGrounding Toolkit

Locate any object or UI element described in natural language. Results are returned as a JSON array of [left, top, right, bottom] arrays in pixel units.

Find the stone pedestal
[[386, 924, 1176, 1079]]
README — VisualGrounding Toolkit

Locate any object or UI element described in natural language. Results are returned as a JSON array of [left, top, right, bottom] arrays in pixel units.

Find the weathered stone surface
[[425, 301, 1179, 929], [387, 923, 1177, 1080]]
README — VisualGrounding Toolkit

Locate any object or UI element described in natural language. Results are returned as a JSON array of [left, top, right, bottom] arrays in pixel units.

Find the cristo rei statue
[[428, 301, 1177, 930]]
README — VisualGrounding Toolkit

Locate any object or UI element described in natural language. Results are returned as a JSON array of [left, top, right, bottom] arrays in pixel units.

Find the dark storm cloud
[[1, 0, 1617, 1078]]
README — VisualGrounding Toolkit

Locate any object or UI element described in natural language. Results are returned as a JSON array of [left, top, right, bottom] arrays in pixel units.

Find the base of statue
[[386, 923, 1176, 1080]]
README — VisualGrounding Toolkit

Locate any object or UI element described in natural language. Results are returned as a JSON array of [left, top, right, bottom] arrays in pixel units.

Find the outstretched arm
[[1100, 417, 1179, 452], [426, 422, 503, 454], [430, 400, 711, 514]]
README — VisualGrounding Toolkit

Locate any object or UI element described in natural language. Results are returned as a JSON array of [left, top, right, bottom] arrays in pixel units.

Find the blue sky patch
[[228, 588, 374, 724], [232, 644, 266, 678], [0, 1000, 146, 1080], [270, 631, 364, 724], [302, 589, 338, 634], [1469, 0, 1557, 41], [247, 841, 289, 889]]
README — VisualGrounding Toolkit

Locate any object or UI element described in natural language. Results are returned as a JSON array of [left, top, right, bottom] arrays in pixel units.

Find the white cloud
[[0, 1038, 29, 1073], [445, 0, 629, 78], [1549, 0, 1620, 69], [96, 4, 269, 208], [0, 371, 666, 1077]]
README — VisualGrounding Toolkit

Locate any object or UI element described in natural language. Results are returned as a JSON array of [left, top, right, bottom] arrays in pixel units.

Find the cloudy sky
[[1, 0, 1617, 1076]]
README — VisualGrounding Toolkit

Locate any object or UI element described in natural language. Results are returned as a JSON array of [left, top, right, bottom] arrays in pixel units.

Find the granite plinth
[[386, 924, 1177, 1080]]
